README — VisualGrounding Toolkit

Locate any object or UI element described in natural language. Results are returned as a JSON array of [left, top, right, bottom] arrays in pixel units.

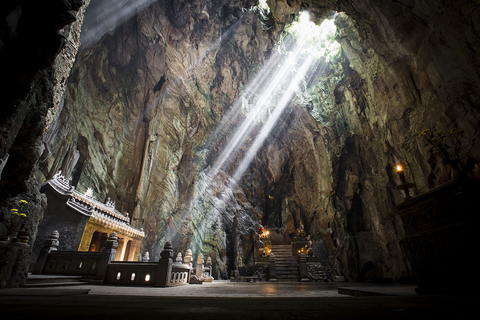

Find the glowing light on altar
[[260, 229, 270, 239]]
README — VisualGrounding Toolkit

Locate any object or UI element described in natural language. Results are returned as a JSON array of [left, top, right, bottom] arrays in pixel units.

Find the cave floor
[[0, 280, 475, 320]]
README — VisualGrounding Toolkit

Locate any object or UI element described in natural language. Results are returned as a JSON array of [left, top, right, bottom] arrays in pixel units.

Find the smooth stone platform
[[0, 281, 475, 319]]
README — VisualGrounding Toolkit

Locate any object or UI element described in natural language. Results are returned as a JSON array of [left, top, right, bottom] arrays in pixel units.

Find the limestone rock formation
[[0, 0, 90, 288]]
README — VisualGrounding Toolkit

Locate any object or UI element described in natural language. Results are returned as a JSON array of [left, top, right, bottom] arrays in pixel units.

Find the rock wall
[[2, 0, 479, 283], [313, 0, 480, 281], [0, 0, 91, 288]]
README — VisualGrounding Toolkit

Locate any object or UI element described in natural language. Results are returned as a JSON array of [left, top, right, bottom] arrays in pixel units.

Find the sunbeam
[[230, 54, 316, 185], [180, 11, 341, 257], [80, 0, 157, 50], [209, 35, 305, 178]]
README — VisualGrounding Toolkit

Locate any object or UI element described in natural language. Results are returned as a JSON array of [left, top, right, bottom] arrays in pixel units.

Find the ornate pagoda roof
[[44, 171, 145, 239]]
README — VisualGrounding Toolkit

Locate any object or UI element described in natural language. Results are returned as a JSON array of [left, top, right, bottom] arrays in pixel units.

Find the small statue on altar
[[258, 220, 269, 239], [258, 239, 266, 256], [306, 235, 313, 257], [297, 220, 305, 238]]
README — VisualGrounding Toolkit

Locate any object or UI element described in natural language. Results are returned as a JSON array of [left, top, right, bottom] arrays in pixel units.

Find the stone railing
[[104, 242, 191, 287], [32, 230, 117, 280], [32, 230, 198, 287]]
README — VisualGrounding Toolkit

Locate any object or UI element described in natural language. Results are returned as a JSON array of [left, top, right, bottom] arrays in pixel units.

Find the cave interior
[[1, 0, 479, 289]]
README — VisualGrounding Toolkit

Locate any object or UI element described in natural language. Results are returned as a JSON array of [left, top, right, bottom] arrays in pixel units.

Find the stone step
[[276, 264, 298, 268], [273, 258, 296, 262], [276, 273, 298, 277], [275, 262, 296, 266], [271, 248, 293, 252], [271, 252, 295, 256], [277, 270, 299, 278], [270, 244, 300, 281], [272, 252, 295, 256], [277, 276, 299, 280], [276, 271, 299, 275], [275, 261, 298, 267], [276, 265, 299, 270], [274, 260, 297, 264], [275, 264, 297, 268], [271, 252, 296, 257], [21, 281, 90, 288], [22, 274, 88, 288], [274, 256, 297, 260]]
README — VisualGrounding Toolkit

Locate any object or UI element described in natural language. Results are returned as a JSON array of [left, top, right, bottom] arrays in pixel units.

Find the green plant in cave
[[418, 128, 465, 171], [250, 0, 274, 31]]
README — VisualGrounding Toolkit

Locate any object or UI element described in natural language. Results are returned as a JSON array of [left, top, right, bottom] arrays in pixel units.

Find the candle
[[396, 164, 406, 183], [395, 164, 413, 200]]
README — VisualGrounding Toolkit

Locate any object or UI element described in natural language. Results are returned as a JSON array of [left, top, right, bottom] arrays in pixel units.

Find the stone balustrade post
[[155, 241, 173, 287], [299, 253, 310, 282], [32, 230, 59, 274], [95, 232, 118, 280], [205, 256, 212, 277], [196, 253, 204, 278], [184, 249, 192, 266], [268, 253, 278, 282], [183, 249, 193, 282]]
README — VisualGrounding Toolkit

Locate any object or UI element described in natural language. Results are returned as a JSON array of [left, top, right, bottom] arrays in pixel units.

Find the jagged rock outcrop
[[2, 0, 479, 283], [0, 0, 90, 288]]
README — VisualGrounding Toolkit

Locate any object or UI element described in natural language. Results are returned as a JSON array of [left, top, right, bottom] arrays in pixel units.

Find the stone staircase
[[22, 274, 89, 288], [270, 244, 299, 281]]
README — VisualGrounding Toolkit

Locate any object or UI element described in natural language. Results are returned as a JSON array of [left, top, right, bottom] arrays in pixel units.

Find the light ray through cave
[[178, 11, 340, 257], [230, 53, 316, 184], [80, 0, 157, 50], [78, 1, 245, 258], [209, 35, 304, 179]]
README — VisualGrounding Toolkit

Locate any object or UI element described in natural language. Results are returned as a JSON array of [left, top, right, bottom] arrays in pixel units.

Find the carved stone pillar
[[155, 241, 173, 287], [268, 253, 278, 282], [95, 232, 118, 280], [32, 230, 59, 274], [299, 253, 310, 282], [196, 253, 204, 277]]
